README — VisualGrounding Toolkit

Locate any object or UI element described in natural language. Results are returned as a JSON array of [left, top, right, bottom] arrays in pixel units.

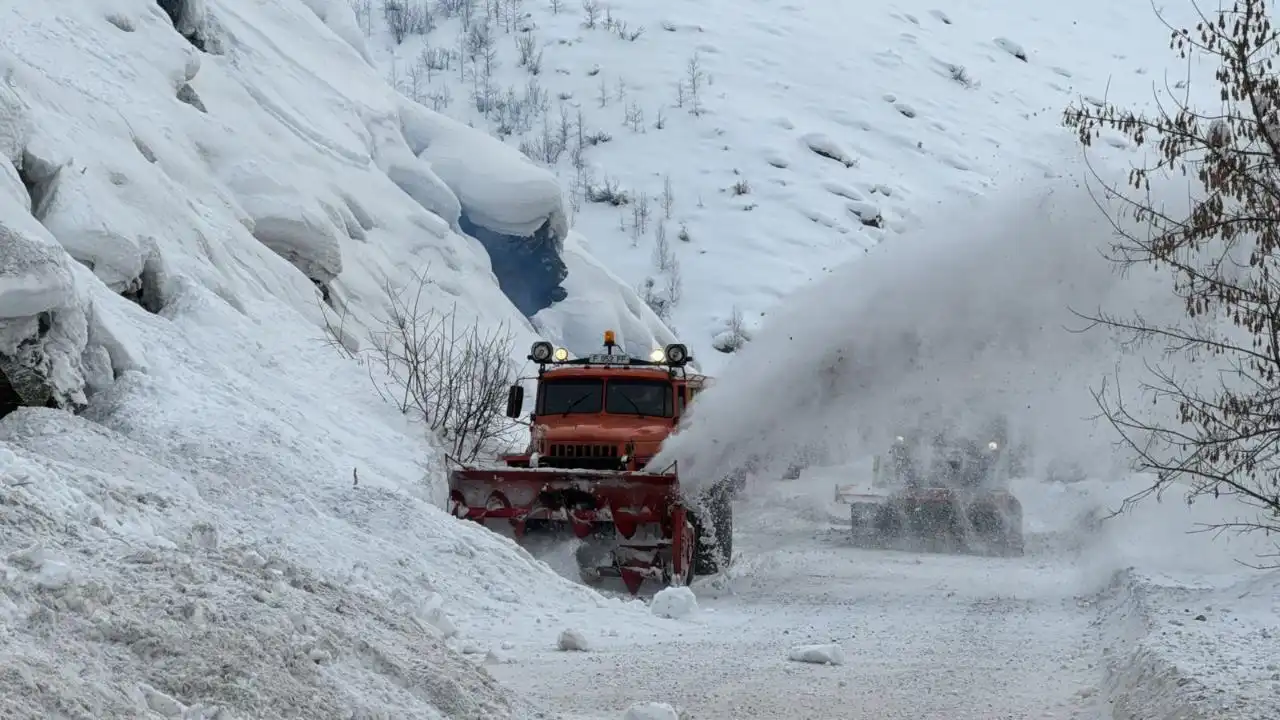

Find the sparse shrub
[[731, 177, 751, 196], [946, 63, 976, 88], [638, 277, 671, 320], [615, 21, 644, 41], [585, 176, 629, 205], [581, 0, 600, 28], [632, 193, 652, 242], [383, 0, 434, 44], [335, 270, 521, 462], [515, 32, 543, 74], [625, 102, 645, 132], [651, 218, 673, 271], [712, 307, 750, 353], [685, 51, 705, 115], [350, 0, 374, 35]]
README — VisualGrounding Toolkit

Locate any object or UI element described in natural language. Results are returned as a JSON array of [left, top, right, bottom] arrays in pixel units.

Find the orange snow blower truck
[[447, 331, 732, 594]]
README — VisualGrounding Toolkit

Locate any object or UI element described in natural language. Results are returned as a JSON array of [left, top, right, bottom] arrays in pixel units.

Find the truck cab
[[501, 332, 707, 471]]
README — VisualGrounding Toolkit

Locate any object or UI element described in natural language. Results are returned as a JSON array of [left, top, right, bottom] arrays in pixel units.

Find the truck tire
[[693, 483, 733, 575]]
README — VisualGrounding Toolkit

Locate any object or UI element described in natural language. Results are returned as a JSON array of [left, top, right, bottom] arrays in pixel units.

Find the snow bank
[[1093, 567, 1279, 720], [0, 0, 667, 715], [1045, 472, 1280, 719]]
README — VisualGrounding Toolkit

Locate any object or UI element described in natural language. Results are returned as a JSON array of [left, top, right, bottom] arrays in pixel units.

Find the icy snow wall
[[0, 0, 669, 717]]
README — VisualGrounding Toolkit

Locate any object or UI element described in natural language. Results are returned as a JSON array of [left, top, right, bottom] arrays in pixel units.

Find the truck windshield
[[539, 379, 603, 415], [605, 379, 673, 418], [537, 378, 674, 417]]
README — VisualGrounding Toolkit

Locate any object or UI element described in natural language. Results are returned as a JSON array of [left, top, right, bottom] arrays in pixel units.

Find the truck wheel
[[693, 485, 733, 575]]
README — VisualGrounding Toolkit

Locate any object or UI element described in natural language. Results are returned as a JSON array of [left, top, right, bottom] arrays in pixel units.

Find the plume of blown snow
[[654, 171, 1198, 495]]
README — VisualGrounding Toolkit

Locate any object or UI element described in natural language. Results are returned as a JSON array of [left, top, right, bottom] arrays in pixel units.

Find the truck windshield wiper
[[617, 393, 647, 418], [560, 392, 594, 416]]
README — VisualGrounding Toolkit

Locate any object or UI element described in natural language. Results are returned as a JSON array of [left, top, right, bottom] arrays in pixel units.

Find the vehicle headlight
[[987, 441, 999, 451], [553, 347, 570, 361], [649, 348, 666, 362], [895, 435, 906, 444]]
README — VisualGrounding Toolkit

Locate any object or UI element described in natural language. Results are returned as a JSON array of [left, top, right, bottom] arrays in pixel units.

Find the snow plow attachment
[[836, 483, 1025, 556], [448, 466, 697, 595]]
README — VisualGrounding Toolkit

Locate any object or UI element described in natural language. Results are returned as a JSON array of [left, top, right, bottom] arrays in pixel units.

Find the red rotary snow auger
[[447, 332, 732, 595]]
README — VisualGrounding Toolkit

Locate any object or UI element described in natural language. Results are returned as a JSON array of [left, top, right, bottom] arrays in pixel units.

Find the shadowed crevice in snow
[[117, 250, 167, 315], [0, 312, 74, 418], [0, 369, 20, 419], [17, 148, 61, 221], [460, 211, 567, 318], [156, 0, 209, 52]]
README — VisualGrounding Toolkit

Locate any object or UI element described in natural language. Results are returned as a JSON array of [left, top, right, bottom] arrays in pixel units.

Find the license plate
[[588, 354, 630, 364]]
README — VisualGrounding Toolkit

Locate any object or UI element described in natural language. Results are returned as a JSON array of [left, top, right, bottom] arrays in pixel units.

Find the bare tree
[[686, 51, 705, 115], [365, 269, 520, 462], [1062, 0, 1280, 556], [582, 0, 600, 28], [350, 0, 374, 35]]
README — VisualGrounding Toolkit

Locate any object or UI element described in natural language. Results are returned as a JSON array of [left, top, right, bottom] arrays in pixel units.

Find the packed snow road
[[491, 487, 1109, 720]]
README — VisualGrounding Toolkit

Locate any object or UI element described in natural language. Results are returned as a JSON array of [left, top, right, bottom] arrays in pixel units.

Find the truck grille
[[548, 443, 619, 459]]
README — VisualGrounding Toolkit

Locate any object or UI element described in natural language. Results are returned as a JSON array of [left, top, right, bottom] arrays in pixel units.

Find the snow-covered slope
[[364, 0, 1218, 370], [0, 0, 678, 717]]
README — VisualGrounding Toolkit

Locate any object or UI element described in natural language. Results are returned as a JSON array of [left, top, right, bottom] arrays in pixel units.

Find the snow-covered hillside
[[0, 0, 683, 717], [363, 0, 1219, 369]]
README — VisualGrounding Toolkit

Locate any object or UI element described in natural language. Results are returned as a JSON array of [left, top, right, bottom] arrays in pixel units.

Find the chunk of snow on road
[[650, 586, 698, 619], [623, 702, 681, 720], [788, 643, 846, 666], [557, 628, 591, 651]]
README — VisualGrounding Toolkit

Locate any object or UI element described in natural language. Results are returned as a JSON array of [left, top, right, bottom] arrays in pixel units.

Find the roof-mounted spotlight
[[552, 347, 570, 362], [663, 343, 689, 366], [530, 341, 554, 363]]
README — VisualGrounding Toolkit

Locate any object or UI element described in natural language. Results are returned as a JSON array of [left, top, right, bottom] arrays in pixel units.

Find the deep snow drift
[[0, 0, 680, 717]]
